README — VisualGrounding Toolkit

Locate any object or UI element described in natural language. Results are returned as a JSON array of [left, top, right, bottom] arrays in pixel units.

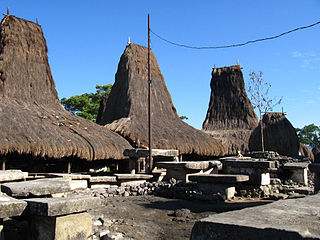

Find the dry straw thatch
[[299, 143, 314, 162], [0, 15, 132, 161], [202, 66, 258, 155], [98, 43, 225, 157], [249, 112, 300, 156]]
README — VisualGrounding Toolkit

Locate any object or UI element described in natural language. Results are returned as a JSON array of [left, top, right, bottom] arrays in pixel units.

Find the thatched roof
[[313, 147, 320, 163], [202, 66, 258, 155], [0, 15, 132, 161], [249, 112, 300, 156], [299, 143, 314, 162], [97, 43, 225, 157]]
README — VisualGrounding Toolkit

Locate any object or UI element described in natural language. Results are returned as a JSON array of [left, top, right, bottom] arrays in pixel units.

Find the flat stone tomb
[[0, 194, 27, 240], [89, 176, 117, 189], [115, 174, 153, 186], [309, 163, 320, 193], [25, 196, 101, 240], [189, 174, 249, 200], [283, 162, 309, 185], [221, 158, 276, 186], [124, 148, 179, 174], [0, 170, 28, 183], [0, 194, 27, 219], [191, 194, 320, 239], [156, 160, 222, 183], [1, 178, 71, 197], [44, 173, 91, 190]]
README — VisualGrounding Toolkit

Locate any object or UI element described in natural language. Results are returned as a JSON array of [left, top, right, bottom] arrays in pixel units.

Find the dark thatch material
[[98, 43, 225, 157], [313, 147, 320, 163], [202, 66, 258, 155], [249, 112, 299, 156], [299, 143, 314, 162], [96, 95, 108, 124], [0, 15, 132, 161]]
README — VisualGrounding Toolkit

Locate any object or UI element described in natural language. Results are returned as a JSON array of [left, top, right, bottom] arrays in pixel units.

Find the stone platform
[[220, 157, 276, 186], [0, 170, 28, 183], [1, 178, 71, 197], [156, 161, 222, 182], [191, 194, 320, 239]]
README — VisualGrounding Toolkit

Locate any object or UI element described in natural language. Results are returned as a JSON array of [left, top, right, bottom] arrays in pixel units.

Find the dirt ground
[[89, 195, 273, 240]]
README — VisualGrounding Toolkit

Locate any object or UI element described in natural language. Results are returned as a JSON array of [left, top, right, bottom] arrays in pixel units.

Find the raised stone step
[[283, 162, 309, 169], [1, 178, 71, 197], [24, 196, 101, 217], [0, 194, 27, 218], [191, 194, 320, 239], [189, 174, 249, 184], [0, 170, 28, 183], [115, 174, 153, 187]]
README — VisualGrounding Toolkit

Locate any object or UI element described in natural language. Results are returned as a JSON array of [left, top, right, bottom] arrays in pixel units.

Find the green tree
[[61, 84, 112, 122], [295, 124, 320, 148], [247, 71, 282, 152], [179, 115, 188, 121]]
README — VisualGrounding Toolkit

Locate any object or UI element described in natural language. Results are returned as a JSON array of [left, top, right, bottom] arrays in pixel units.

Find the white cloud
[[291, 51, 320, 69]]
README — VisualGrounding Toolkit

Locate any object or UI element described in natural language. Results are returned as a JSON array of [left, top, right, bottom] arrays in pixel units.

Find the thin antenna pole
[[148, 13, 153, 172]]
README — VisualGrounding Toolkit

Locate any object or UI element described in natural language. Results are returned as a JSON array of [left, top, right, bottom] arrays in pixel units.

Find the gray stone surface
[[283, 162, 309, 169], [222, 159, 276, 169], [44, 173, 91, 180], [191, 194, 320, 240], [1, 178, 71, 197], [124, 148, 179, 158], [189, 174, 249, 183], [156, 161, 222, 170], [30, 212, 92, 240], [115, 174, 153, 180], [89, 176, 117, 183], [0, 194, 27, 218], [0, 170, 28, 182], [25, 196, 101, 216]]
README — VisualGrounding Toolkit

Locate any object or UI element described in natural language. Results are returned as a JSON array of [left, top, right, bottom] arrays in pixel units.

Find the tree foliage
[[295, 124, 320, 148], [61, 84, 112, 122]]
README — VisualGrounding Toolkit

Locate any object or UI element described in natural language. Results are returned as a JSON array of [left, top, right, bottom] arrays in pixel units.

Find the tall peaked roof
[[0, 15, 131, 160], [203, 66, 258, 130], [98, 43, 225, 157], [202, 66, 258, 155]]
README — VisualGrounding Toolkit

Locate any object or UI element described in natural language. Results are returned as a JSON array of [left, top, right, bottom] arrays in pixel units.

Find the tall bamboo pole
[[148, 14, 153, 172]]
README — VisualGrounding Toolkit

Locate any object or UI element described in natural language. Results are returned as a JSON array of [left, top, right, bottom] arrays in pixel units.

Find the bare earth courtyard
[[88, 196, 272, 240]]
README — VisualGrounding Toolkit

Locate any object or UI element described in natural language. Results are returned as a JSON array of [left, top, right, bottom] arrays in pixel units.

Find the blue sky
[[2, 1, 319, 129]]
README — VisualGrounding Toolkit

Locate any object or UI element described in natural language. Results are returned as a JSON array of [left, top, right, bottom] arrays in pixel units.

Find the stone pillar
[[30, 212, 92, 240]]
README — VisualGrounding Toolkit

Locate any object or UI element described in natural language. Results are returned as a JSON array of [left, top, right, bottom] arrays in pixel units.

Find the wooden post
[[147, 13, 153, 172], [2, 158, 6, 170], [67, 160, 71, 174]]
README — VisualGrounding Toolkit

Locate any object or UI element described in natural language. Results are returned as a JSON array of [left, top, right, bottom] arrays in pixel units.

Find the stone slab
[[156, 161, 222, 170], [283, 162, 309, 170], [123, 148, 179, 158], [0, 170, 28, 183], [44, 173, 91, 180], [309, 163, 320, 173], [0, 194, 27, 218], [30, 212, 92, 240], [221, 159, 276, 169], [1, 178, 71, 197], [89, 176, 117, 183], [115, 174, 153, 180], [25, 196, 101, 216], [191, 194, 320, 240], [189, 174, 249, 184]]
